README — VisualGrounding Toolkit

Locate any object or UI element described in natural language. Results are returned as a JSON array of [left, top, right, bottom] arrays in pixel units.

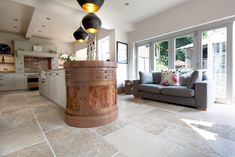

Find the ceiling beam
[[25, 8, 43, 39]]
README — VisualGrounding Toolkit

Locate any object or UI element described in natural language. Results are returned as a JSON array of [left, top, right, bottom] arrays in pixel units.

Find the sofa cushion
[[161, 86, 195, 97], [139, 72, 153, 84], [179, 71, 193, 86], [139, 84, 163, 94], [187, 70, 202, 89], [152, 72, 161, 84]]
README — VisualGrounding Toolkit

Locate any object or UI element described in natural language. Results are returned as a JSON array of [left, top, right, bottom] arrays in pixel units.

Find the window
[[174, 34, 194, 69], [154, 40, 168, 71], [75, 48, 87, 60], [137, 44, 149, 72], [98, 37, 110, 60]]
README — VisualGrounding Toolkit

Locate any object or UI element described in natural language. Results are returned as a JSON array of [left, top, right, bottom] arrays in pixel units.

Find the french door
[[199, 24, 234, 103]]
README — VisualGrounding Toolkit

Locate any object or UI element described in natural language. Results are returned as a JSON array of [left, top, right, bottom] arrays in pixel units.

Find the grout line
[[2, 140, 46, 156], [111, 151, 122, 157], [43, 125, 66, 134], [166, 144, 178, 157], [31, 109, 57, 157]]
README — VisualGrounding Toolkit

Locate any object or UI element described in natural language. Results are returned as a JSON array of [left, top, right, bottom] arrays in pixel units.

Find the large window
[[174, 34, 194, 69], [154, 40, 168, 71], [98, 36, 110, 60], [137, 44, 149, 72]]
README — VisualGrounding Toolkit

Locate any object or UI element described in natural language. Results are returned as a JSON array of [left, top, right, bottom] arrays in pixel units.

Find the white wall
[[0, 31, 74, 55], [115, 28, 129, 89], [128, 0, 235, 79]]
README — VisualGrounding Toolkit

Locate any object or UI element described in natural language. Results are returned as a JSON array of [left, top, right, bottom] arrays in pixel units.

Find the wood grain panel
[[64, 61, 118, 128]]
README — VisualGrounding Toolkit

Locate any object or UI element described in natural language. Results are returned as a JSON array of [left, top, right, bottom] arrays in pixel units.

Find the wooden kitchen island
[[64, 61, 118, 128]]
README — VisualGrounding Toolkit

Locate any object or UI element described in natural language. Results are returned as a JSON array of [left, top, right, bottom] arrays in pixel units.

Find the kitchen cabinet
[[0, 73, 27, 91], [14, 74, 27, 90], [0, 74, 14, 91], [39, 70, 66, 108]]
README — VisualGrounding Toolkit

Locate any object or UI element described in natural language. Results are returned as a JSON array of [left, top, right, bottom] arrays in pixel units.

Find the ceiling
[[0, 0, 192, 42]]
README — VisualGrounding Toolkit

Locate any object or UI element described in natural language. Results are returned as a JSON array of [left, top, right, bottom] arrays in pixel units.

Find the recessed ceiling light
[[14, 18, 18, 21], [46, 17, 51, 20], [42, 25, 46, 27], [13, 26, 18, 28], [124, 2, 129, 6]]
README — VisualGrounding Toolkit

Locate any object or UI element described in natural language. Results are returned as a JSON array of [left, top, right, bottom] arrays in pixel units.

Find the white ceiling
[[0, 0, 192, 42]]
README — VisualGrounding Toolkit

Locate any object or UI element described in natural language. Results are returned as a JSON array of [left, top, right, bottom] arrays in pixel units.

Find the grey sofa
[[133, 71, 216, 110]]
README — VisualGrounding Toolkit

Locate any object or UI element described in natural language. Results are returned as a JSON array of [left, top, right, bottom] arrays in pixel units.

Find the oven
[[27, 73, 40, 91]]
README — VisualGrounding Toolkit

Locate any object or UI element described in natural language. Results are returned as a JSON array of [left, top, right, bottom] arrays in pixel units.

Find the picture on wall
[[117, 41, 128, 64]]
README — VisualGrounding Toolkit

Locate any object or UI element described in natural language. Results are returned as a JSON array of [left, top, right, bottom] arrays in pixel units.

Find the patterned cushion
[[160, 70, 179, 86]]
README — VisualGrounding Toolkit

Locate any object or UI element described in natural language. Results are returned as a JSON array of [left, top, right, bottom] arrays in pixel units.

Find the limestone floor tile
[[104, 125, 177, 157], [191, 123, 235, 141], [118, 99, 155, 121], [32, 105, 66, 132], [94, 120, 126, 136], [205, 136, 235, 157], [127, 114, 171, 135], [146, 108, 189, 127], [168, 145, 207, 157], [179, 107, 235, 128], [45, 126, 119, 157], [3, 142, 53, 157], [0, 100, 28, 114], [0, 109, 45, 156], [158, 124, 220, 157], [147, 100, 185, 113]]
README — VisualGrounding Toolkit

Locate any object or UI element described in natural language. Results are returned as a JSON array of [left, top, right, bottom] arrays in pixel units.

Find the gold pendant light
[[77, 0, 104, 13]]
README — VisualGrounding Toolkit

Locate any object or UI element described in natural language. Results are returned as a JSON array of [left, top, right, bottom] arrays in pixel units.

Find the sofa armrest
[[195, 80, 216, 110], [133, 80, 140, 97]]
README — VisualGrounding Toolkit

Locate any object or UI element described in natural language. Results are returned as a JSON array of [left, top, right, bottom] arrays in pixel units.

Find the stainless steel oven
[[27, 73, 40, 91]]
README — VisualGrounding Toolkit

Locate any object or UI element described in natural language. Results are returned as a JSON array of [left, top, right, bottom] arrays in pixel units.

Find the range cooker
[[26, 73, 40, 91]]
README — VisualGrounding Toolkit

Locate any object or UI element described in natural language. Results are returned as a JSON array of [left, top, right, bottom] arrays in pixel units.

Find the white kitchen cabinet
[[0, 74, 14, 91], [0, 73, 27, 91], [39, 70, 66, 109], [14, 74, 27, 90]]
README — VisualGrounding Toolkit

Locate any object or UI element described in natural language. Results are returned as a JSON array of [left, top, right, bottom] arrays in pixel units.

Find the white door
[[200, 26, 232, 103]]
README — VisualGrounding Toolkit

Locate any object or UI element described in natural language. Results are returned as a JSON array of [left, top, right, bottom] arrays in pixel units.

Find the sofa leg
[[197, 106, 207, 111]]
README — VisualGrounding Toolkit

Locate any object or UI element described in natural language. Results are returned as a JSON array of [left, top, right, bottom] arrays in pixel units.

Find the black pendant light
[[82, 13, 101, 34], [73, 27, 89, 43], [77, 0, 104, 13]]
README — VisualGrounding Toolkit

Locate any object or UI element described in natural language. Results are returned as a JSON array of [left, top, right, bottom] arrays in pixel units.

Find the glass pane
[[138, 45, 149, 72], [154, 40, 168, 71], [175, 34, 194, 69], [98, 37, 110, 60], [202, 28, 227, 98]]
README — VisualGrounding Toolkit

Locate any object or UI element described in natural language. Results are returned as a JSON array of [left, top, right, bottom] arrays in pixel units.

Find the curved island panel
[[64, 61, 118, 128]]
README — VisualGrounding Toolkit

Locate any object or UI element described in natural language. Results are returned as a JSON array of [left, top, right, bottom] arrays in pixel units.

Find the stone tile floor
[[0, 91, 235, 157]]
